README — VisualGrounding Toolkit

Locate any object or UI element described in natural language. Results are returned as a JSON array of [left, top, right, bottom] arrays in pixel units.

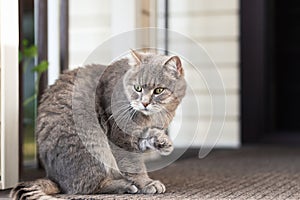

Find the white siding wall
[[69, 0, 112, 69], [69, 0, 140, 68], [167, 0, 240, 148]]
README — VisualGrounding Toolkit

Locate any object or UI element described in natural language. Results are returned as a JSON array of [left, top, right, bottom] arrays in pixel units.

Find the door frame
[[240, 0, 268, 143], [0, 0, 19, 189]]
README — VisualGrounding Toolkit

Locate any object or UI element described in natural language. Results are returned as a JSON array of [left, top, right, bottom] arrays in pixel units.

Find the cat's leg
[[126, 172, 166, 194], [109, 128, 173, 193], [123, 162, 166, 194], [89, 147, 139, 194], [112, 148, 166, 194], [127, 128, 174, 193]]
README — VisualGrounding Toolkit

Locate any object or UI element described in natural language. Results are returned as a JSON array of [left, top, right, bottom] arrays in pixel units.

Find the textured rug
[[55, 146, 300, 200], [2, 147, 300, 199]]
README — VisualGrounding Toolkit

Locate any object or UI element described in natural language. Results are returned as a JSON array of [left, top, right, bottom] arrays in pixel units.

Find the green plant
[[20, 39, 49, 106], [20, 39, 49, 162]]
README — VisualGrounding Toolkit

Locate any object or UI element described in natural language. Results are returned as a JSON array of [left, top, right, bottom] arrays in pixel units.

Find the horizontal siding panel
[[202, 41, 239, 63], [70, 0, 111, 15], [69, 44, 111, 67], [70, 28, 110, 34], [70, 14, 110, 29], [169, 15, 239, 38], [210, 62, 238, 68], [69, 0, 111, 67], [168, 41, 239, 63], [183, 62, 238, 69], [177, 93, 239, 117], [69, 50, 112, 69], [170, 119, 240, 148], [69, 31, 110, 51], [184, 65, 239, 91], [169, 0, 239, 13]]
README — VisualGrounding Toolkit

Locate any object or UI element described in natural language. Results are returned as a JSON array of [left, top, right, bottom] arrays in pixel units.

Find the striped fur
[[10, 179, 62, 200]]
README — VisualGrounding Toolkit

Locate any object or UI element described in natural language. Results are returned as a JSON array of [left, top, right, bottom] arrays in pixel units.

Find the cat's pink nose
[[142, 102, 149, 108]]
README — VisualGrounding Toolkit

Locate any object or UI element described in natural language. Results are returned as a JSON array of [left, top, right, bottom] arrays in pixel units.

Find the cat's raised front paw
[[139, 128, 174, 155], [140, 180, 166, 194], [151, 135, 174, 156]]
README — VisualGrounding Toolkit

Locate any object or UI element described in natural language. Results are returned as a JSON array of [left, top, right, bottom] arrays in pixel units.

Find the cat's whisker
[[111, 104, 131, 112], [104, 114, 114, 124], [112, 106, 131, 119], [123, 112, 133, 137], [104, 104, 132, 126], [103, 101, 130, 113], [114, 106, 135, 132], [121, 107, 133, 129], [109, 106, 132, 134], [110, 102, 130, 109], [127, 107, 135, 121]]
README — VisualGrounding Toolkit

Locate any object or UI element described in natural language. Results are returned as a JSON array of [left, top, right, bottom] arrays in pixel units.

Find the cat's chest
[[132, 113, 167, 129]]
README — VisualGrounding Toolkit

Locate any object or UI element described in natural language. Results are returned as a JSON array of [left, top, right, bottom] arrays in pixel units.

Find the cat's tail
[[10, 178, 62, 200]]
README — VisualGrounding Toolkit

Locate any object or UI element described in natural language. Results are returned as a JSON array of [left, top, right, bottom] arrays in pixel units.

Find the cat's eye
[[134, 85, 142, 92], [154, 87, 165, 95]]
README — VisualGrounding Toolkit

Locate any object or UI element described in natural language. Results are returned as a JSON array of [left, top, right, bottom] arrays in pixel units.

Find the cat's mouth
[[140, 109, 152, 116], [131, 102, 153, 115], [131, 102, 161, 116]]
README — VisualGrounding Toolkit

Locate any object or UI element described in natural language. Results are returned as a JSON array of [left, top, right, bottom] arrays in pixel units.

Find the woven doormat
[[56, 147, 300, 200]]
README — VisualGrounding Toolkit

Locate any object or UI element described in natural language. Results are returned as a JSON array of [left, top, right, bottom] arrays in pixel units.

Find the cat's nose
[[142, 102, 149, 108]]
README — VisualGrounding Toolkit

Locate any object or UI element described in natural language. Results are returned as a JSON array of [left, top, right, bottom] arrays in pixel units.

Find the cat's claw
[[141, 180, 166, 194], [126, 184, 139, 194]]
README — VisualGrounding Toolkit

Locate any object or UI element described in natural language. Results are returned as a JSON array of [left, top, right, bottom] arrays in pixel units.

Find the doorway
[[241, 0, 300, 144], [272, 1, 300, 132]]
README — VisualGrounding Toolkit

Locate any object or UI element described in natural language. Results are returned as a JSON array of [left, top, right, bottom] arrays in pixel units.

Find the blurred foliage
[[20, 39, 49, 163], [20, 39, 48, 106]]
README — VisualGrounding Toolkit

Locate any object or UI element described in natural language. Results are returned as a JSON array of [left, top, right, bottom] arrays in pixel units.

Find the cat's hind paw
[[140, 180, 166, 194]]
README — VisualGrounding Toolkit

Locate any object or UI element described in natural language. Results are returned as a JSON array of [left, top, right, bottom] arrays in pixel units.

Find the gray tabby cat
[[11, 50, 186, 200]]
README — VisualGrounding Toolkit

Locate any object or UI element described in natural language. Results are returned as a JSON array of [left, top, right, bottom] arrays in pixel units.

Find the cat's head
[[123, 50, 186, 117]]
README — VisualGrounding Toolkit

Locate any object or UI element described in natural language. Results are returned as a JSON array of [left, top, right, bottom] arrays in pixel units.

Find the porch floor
[[1, 146, 300, 199]]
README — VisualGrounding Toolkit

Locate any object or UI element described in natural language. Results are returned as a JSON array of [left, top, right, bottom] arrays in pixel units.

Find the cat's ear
[[130, 49, 142, 66], [163, 56, 184, 76]]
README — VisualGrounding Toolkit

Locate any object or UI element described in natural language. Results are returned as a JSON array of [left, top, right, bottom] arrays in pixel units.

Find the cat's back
[[36, 64, 106, 141], [36, 60, 130, 142], [38, 65, 105, 114]]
